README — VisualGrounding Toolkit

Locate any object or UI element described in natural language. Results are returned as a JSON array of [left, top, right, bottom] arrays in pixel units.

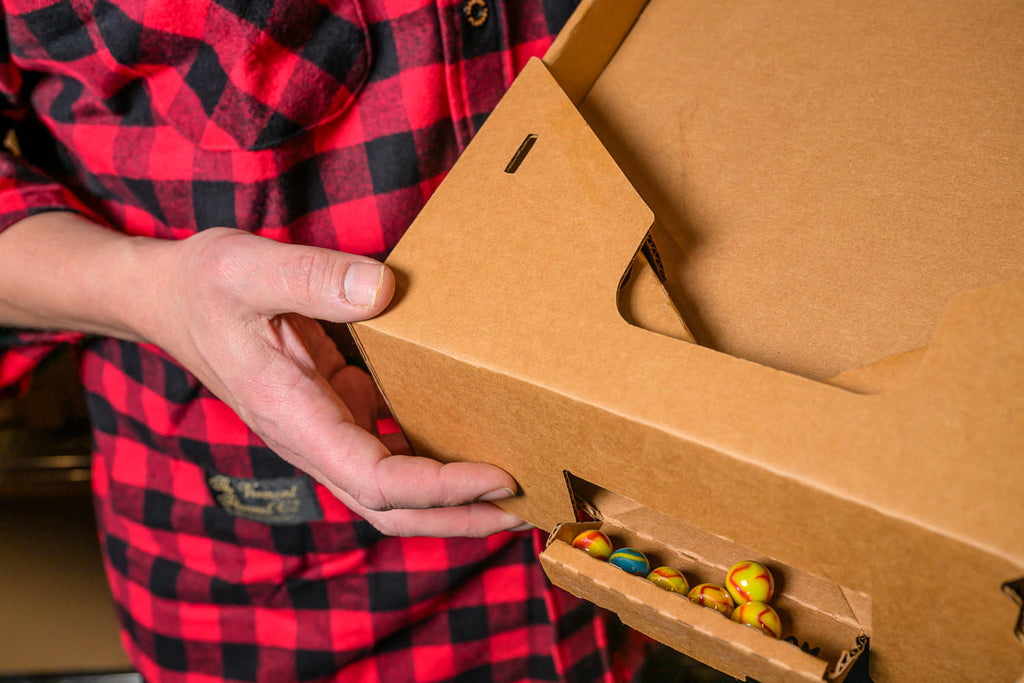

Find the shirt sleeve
[[0, 18, 95, 399]]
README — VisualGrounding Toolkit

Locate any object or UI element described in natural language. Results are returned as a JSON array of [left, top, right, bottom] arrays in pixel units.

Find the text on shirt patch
[[207, 474, 324, 524]]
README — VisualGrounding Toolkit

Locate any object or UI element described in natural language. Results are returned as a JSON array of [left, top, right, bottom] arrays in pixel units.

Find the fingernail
[[476, 486, 516, 502], [344, 262, 385, 307], [509, 522, 534, 532]]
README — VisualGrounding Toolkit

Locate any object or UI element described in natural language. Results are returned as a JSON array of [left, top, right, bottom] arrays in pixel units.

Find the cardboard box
[[351, 1, 1024, 680]]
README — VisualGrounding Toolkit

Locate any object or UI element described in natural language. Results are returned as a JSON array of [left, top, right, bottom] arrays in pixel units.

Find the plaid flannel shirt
[[0, 0, 651, 680]]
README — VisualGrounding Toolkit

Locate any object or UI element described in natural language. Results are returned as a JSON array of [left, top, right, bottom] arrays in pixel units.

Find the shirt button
[[464, 0, 488, 27]]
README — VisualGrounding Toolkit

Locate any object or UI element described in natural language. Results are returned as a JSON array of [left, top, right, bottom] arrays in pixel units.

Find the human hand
[[143, 228, 525, 537]]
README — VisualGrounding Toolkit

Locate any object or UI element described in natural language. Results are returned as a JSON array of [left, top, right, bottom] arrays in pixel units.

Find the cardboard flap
[[544, 0, 647, 104], [375, 57, 653, 357]]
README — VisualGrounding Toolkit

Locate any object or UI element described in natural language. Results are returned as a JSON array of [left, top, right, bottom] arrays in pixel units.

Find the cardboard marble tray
[[352, 1, 1024, 680]]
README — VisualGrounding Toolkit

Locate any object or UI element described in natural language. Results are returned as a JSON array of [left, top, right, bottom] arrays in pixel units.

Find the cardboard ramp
[[352, 1, 1024, 681]]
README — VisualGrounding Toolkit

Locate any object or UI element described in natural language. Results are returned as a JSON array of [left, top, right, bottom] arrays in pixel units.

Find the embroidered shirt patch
[[207, 474, 324, 525]]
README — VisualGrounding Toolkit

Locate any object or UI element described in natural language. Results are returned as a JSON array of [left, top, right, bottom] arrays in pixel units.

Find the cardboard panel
[[543, 0, 647, 104]]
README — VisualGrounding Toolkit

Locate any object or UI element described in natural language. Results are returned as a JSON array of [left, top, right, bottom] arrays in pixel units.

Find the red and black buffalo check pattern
[[0, 0, 655, 680]]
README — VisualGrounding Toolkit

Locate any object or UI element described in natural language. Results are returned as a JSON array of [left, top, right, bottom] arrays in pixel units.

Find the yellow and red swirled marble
[[731, 601, 783, 638], [571, 530, 613, 561], [646, 566, 689, 594], [608, 548, 651, 576], [726, 561, 775, 604], [687, 583, 735, 616]]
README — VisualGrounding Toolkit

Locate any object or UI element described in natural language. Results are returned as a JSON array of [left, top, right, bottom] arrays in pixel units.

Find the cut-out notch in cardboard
[[504, 133, 538, 174]]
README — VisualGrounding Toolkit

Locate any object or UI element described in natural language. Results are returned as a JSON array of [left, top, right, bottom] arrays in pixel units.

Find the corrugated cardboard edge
[[619, 245, 695, 343]]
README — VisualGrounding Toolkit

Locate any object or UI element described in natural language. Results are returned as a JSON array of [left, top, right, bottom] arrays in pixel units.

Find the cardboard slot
[[504, 134, 538, 174], [1004, 578, 1024, 643], [540, 474, 869, 682]]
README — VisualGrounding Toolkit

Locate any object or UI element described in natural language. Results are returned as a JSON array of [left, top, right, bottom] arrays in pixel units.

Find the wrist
[[0, 212, 178, 344], [106, 231, 181, 345]]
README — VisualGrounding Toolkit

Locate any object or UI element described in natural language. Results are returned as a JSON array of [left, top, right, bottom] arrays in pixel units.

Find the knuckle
[[456, 516, 478, 538], [437, 464, 464, 507], [287, 251, 321, 303], [336, 442, 392, 513], [201, 234, 252, 295], [350, 480, 392, 513], [285, 248, 344, 306], [368, 515, 401, 537], [466, 526, 489, 538]]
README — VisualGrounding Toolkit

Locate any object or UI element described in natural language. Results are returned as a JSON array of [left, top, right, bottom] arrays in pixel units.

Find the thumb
[[228, 234, 395, 322]]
